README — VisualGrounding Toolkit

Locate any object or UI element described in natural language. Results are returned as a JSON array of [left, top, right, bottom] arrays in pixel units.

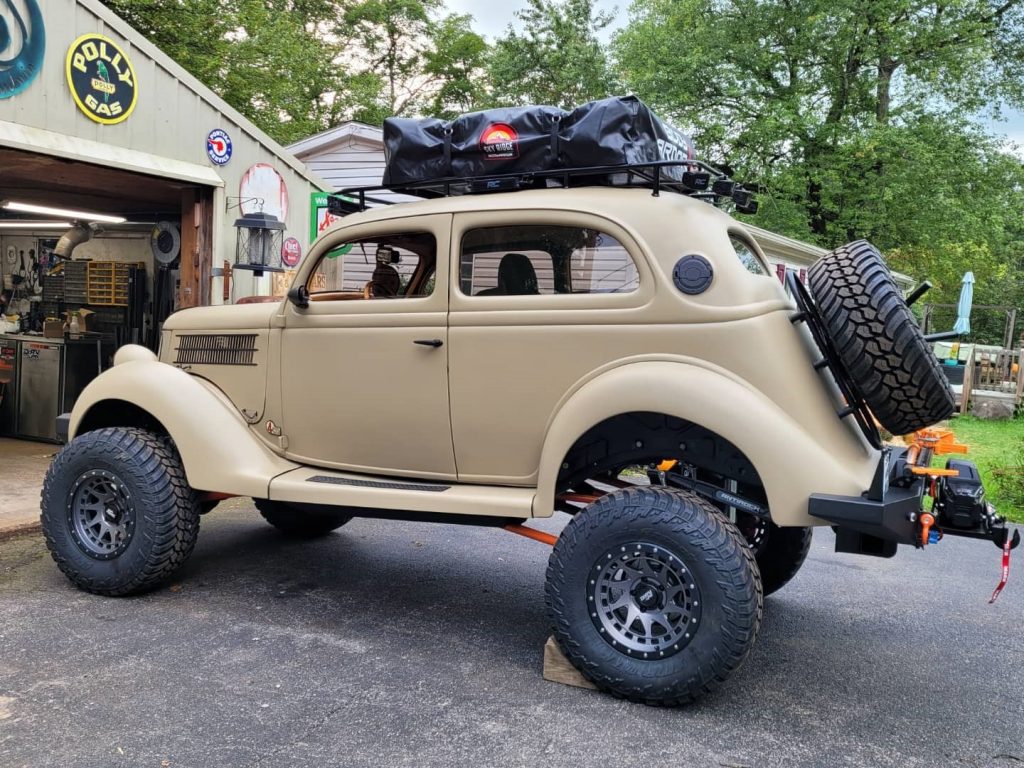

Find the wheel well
[[75, 399, 168, 438], [557, 411, 765, 496]]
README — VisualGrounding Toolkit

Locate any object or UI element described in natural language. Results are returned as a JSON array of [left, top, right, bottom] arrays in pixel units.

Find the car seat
[[369, 262, 401, 297], [477, 253, 539, 296]]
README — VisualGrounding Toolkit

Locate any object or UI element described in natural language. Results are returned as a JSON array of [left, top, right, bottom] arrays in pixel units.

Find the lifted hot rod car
[[41, 97, 1019, 705]]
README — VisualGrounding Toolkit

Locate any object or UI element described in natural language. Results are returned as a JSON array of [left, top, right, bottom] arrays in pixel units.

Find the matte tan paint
[[530, 358, 876, 524], [71, 187, 884, 526], [68, 360, 298, 497], [277, 214, 457, 478]]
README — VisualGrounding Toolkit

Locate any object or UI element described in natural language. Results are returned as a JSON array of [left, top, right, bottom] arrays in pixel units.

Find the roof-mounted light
[[2, 200, 126, 224]]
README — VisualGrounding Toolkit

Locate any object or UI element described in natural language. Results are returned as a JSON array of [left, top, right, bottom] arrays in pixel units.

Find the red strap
[[989, 534, 1013, 604]]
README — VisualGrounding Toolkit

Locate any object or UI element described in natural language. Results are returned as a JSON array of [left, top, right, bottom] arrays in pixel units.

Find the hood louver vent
[[174, 334, 258, 366]]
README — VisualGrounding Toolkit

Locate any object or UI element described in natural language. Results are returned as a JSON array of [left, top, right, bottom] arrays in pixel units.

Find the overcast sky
[[442, 0, 625, 41], [438, 1, 1024, 151]]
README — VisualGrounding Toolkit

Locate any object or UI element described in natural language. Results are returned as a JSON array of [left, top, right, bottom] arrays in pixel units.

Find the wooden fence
[[959, 347, 1024, 414]]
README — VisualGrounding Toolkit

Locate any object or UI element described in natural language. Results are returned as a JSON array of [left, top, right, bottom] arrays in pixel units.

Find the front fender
[[70, 360, 297, 497], [533, 359, 879, 526]]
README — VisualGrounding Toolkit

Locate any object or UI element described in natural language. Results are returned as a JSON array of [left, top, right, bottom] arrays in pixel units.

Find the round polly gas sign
[[281, 237, 302, 268], [66, 33, 137, 124], [207, 129, 232, 166]]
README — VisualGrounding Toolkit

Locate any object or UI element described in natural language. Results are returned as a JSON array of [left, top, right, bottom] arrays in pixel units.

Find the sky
[[440, 1, 1024, 152], [443, 0, 625, 41]]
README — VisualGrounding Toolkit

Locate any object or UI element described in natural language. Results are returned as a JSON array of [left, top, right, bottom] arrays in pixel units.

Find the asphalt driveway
[[1, 502, 1021, 768]]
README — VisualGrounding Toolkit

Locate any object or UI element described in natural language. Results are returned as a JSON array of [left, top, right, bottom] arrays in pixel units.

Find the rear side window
[[730, 234, 768, 276], [460, 225, 639, 296]]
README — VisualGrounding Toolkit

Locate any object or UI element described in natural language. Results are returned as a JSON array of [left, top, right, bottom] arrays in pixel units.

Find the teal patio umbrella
[[953, 271, 974, 335]]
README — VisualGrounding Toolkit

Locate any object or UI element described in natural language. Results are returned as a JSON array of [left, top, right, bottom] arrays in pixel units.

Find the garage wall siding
[[0, 0, 326, 284]]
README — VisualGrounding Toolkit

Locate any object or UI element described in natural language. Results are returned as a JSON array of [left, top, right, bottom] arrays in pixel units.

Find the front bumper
[[56, 412, 70, 444]]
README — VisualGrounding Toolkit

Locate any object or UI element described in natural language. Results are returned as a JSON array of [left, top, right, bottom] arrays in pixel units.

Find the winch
[[898, 428, 1020, 602]]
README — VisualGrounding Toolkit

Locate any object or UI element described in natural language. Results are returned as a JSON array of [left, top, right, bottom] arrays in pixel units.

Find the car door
[[278, 213, 456, 480], [448, 210, 654, 486]]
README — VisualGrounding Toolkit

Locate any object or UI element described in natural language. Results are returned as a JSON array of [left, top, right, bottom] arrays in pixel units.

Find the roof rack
[[328, 159, 757, 217]]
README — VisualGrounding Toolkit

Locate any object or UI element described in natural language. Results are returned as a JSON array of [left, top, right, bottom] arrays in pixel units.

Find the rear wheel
[[41, 427, 200, 596], [807, 240, 954, 434], [546, 486, 762, 705], [736, 515, 812, 596], [255, 500, 352, 538]]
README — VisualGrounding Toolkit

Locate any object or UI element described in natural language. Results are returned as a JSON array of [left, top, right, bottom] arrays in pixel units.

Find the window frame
[[727, 230, 771, 277], [286, 213, 451, 318], [450, 212, 651, 311]]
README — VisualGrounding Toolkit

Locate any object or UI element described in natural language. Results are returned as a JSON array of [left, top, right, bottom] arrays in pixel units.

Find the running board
[[268, 467, 536, 519]]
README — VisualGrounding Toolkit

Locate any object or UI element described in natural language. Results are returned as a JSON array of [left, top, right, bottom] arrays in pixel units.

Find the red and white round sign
[[281, 236, 302, 267]]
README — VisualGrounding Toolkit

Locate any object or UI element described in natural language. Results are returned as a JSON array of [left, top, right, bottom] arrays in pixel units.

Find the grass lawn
[[935, 415, 1024, 523]]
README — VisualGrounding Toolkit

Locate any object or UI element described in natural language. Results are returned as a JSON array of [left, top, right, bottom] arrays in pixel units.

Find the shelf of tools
[[41, 259, 148, 365]]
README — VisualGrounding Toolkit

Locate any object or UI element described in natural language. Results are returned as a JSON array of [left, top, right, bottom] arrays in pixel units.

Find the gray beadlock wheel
[[546, 486, 763, 705], [41, 428, 200, 596], [807, 240, 955, 434]]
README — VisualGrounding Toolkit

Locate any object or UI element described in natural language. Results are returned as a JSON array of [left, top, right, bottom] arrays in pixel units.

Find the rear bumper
[[809, 481, 923, 547]]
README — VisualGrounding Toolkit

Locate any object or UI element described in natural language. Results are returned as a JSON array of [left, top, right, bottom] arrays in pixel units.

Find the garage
[[0, 0, 326, 441]]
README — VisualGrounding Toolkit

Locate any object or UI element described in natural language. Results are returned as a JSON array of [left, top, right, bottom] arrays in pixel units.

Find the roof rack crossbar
[[327, 159, 750, 215]]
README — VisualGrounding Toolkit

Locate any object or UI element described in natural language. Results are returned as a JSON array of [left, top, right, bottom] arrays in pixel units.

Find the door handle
[[413, 338, 444, 348]]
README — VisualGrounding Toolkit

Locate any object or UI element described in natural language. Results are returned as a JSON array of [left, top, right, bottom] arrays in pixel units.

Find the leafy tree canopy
[[486, 0, 618, 108], [615, 0, 1024, 338]]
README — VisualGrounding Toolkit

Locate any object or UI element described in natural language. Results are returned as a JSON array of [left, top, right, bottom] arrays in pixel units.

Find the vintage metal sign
[[206, 128, 232, 166], [65, 33, 137, 124], [281, 237, 301, 268], [0, 0, 46, 98]]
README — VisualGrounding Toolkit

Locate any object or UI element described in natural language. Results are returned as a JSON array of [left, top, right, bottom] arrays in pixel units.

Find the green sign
[[310, 191, 357, 242]]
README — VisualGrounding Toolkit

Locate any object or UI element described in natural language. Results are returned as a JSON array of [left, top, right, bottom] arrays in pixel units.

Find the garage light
[[2, 201, 126, 224], [0, 220, 75, 229]]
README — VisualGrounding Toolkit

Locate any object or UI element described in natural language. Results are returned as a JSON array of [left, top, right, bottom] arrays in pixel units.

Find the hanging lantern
[[232, 212, 285, 275]]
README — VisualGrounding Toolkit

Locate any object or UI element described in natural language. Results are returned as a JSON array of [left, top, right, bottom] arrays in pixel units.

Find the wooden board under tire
[[543, 636, 597, 690]]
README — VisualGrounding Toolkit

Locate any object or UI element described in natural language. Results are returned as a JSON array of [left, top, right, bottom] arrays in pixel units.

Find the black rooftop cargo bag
[[381, 95, 695, 187]]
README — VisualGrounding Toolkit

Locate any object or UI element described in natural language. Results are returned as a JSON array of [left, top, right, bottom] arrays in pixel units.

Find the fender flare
[[532, 360, 878, 525], [70, 360, 297, 497]]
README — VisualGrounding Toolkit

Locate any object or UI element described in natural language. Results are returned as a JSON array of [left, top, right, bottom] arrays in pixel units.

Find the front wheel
[[41, 428, 200, 596], [545, 486, 763, 705]]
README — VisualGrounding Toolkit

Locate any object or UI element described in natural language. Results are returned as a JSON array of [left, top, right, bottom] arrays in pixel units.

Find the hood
[[162, 301, 281, 332]]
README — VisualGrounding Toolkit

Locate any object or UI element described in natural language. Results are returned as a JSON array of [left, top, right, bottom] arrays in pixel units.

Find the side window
[[308, 232, 435, 300], [730, 234, 769, 276], [460, 225, 639, 297]]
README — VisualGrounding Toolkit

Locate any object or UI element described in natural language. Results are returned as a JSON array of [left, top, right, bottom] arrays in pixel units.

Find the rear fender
[[533, 359, 879, 525], [70, 360, 296, 497]]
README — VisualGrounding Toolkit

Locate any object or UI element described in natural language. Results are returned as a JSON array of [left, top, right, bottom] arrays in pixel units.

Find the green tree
[[486, 0, 617, 108], [340, 1, 490, 123], [615, 0, 1024, 335], [422, 13, 489, 119], [102, 0, 352, 144]]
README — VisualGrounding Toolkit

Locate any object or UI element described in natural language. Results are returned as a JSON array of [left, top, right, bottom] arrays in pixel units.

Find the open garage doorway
[[0, 147, 216, 351]]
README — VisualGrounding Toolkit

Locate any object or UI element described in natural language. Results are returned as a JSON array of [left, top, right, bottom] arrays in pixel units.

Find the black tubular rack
[[328, 160, 757, 216]]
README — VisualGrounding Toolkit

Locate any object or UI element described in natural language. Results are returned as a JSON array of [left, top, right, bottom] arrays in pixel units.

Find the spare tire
[[807, 240, 955, 435]]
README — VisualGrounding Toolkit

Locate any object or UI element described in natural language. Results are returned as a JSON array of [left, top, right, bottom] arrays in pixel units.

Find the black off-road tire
[[807, 240, 954, 435], [255, 500, 352, 538], [736, 515, 812, 596], [545, 486, 763, 706], [41, 428, 200, 596]]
